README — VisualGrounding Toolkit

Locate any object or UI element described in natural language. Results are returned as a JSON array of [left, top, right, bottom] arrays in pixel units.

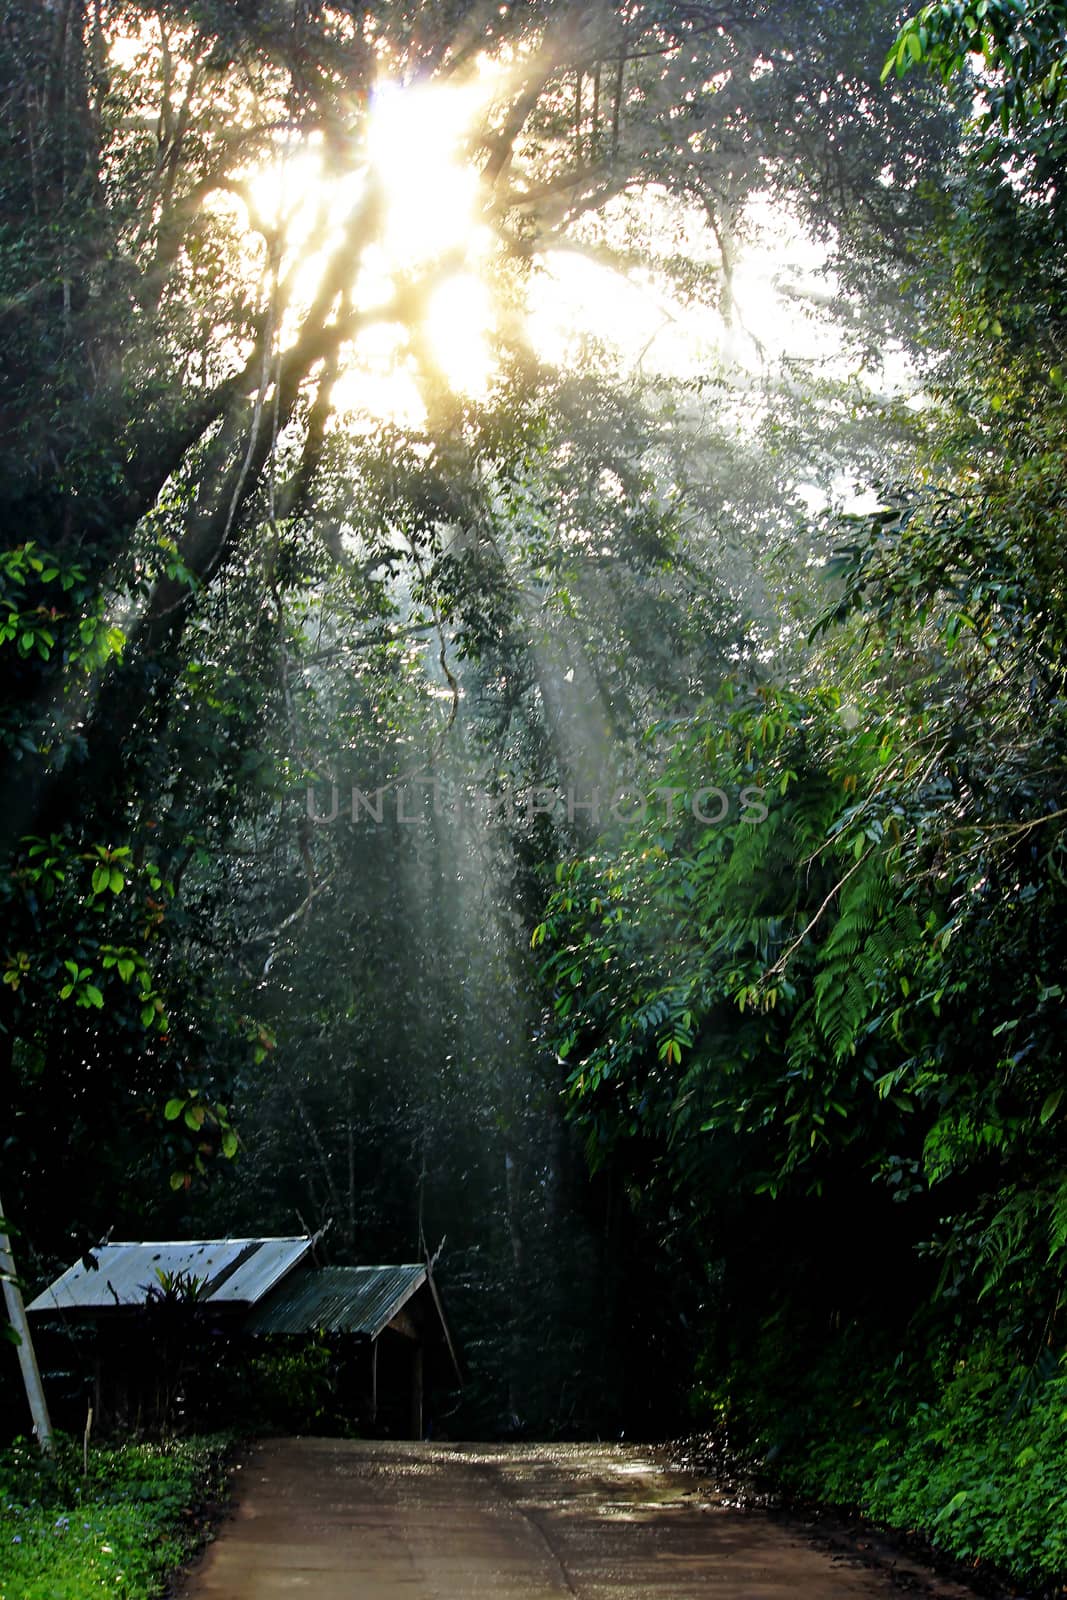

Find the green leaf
[[164, 1098, 185, 1121], [92, 865, 109, 894], [935, 1489, 969, 1521], [1040, 1088, 1063, 1126], [221, 1130, 238, 1159], [168, 1171, 186, 1192], [83, 984, 104, 1008], [109, 868, 124, 893]]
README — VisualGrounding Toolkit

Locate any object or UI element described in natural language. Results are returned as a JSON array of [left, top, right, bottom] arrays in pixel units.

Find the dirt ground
[[176, 1438, 983, 1600]]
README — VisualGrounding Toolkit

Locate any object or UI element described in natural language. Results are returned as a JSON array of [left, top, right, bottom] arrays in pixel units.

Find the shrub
[[0, 1433, 229, 1599]]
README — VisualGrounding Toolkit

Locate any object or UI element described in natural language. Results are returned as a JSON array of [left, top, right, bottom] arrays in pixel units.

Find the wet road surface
[[177, 1438, 971, 1599]]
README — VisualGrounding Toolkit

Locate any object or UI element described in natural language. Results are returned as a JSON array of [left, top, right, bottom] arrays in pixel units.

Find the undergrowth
[[0, 1433, 230, 1600], [698, 1330, 1067, 1589]]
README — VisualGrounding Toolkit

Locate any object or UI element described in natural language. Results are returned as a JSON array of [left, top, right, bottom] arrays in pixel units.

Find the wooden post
[[411, 1344, 423, 1440], [370, 1337, 378, 1425], [0, 1193, 53, 1453]]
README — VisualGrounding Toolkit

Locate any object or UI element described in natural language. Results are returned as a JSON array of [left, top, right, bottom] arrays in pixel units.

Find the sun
[[234, 66, 848, 426], [229, 68, 504, 415], [366, 80, 487, 271], [366, 75, 511, 410]]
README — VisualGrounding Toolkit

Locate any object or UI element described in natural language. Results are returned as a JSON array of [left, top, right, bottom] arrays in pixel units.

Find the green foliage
[[704, 1331, 1067, 1584], [162, 1094, 239, 1190], [530, 3, 1067, 1562], [243, 1340, 335, 1434], [0, 1433, 229, 1600], [536, 685, 930, 1196], [886, 0, 1067, 134], [0, 543, 124, 680]]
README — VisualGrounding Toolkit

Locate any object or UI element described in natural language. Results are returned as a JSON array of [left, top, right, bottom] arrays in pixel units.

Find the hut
[[26, 1237, 458, 1436], [245, 1262, 460, 1437]]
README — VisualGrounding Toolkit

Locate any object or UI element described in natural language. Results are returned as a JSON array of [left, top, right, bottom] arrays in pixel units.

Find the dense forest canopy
[[3, 0, 1067, 1581]]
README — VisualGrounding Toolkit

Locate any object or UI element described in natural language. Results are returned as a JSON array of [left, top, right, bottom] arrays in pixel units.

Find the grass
[[0, 1432, 230, 1600]]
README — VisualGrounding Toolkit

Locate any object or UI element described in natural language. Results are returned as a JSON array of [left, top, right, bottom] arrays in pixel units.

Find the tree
[[528, 0, 1067, 1557], [0, 0, 954, 1428]]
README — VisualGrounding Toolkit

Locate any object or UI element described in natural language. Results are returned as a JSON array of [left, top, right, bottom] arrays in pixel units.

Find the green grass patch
[[0, 1433, 230, 1600]]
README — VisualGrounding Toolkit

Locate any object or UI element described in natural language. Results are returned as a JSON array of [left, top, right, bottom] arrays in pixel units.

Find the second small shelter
[[246, 1262, 459, 1436]]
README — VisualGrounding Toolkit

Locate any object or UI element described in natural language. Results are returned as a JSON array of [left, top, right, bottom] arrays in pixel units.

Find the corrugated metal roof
[[245, 1264, 427, 1338], [26, 1237, 312, 1316]]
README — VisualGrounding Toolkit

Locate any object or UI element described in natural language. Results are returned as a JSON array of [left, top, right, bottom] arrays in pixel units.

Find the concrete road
[[177, 1438, 970, 1599]]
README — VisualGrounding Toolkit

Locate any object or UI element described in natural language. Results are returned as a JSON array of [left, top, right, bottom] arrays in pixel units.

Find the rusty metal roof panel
[[245, 1264, 427, 1338], [26, 1237, 312, 1315]]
